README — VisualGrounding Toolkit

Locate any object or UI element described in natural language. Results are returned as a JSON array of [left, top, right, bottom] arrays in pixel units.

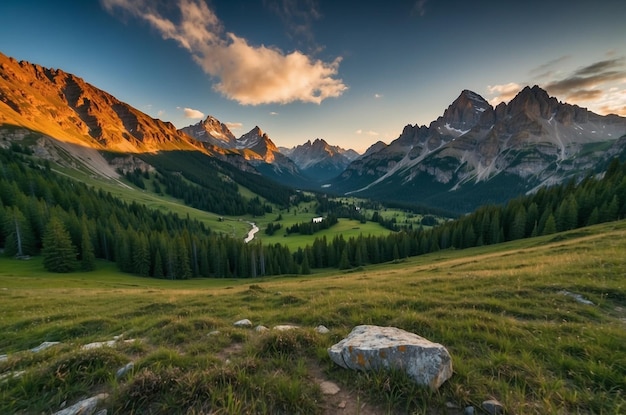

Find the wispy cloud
[[101, 0, 346, 105], [225, 122, 243, 130], [182, 107, 204, 119], [374, 93, 383, 99], [270, 111, 279, 115], [356, 129, 379, 136], [411, 0, 428, 17], [486, 82, 522, 105], [543, 58, 626, 115], [485, 56, 626, 116], [264, 0, 321, 46]]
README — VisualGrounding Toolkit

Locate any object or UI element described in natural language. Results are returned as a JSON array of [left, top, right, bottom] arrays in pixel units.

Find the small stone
[[482, 399, 504, 415], [233, 319, 252, 328], [0, 354, 7, 362], [315, 325, 330, 334], [463, 406, 475, 415], [446, 401, 460, 409], [273, 324, 299, 331], [338, 401, 347, 409], [254, 325, 269, 332], [30, 341, 60, 353], [208, 330, 221, 336], [116, 362, 134, 379], [319, 380, 340, 395], [82, 340, 116, 350]]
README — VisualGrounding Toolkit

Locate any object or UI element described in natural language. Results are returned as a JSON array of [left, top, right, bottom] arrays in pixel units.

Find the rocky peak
[[433, 89, 492, 132], [506, 85, 559, 120], [180, 115, 236, 148]]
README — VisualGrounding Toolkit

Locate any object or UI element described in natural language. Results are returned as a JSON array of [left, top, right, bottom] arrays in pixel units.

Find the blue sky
[[1, 0, 625, 152]]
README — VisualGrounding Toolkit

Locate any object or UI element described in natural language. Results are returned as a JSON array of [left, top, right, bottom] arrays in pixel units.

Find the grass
[[1, 220, 625, 413]]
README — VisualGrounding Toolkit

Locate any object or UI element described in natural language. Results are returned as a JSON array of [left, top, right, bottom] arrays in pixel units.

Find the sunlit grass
[[1, 220, 625, 413]]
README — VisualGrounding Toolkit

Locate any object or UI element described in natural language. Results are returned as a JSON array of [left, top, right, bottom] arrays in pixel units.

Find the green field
[[1, 220, 625, 414]]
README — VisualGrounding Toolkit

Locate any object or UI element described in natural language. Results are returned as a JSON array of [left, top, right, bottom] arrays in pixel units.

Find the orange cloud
[[102, 0, 347, 105], [486, 83, 521, 105]]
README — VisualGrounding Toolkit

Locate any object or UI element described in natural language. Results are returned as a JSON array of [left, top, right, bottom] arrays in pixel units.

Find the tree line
[[2, 145, 625, 278], [0, 148, 295, 278]]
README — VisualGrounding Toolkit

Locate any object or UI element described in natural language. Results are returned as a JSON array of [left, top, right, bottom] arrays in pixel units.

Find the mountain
[[0, 51, 299, 210], [331, 86, 626, 213], [182, 120, 308, 187], [179, 115, 237, 148], [280, 138, 360, 181]]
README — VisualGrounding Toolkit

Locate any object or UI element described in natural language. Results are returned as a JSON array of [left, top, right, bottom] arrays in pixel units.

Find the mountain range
[[331, 86, 626, 212], [1, 51, 625, 213]]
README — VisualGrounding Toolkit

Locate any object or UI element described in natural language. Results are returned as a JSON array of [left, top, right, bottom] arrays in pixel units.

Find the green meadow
[[1, 220, 625, 414]]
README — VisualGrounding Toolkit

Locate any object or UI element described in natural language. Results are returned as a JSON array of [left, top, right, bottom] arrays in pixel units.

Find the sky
[[1, 0, 625, 153]]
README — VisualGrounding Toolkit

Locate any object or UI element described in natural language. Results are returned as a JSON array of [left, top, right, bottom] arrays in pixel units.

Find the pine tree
[[80, 216, 96, 271], [42, 216, 78, 273]]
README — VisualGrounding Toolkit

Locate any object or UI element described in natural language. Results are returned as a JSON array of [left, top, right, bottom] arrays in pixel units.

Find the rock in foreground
[[328, 325, 453, 390]]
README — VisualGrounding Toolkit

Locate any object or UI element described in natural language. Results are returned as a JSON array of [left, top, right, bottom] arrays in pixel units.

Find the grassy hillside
[[1, 220, 625, 414]]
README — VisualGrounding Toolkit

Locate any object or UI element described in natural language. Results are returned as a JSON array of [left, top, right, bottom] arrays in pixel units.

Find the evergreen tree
[[42, 216, 78, 273], [542, 214, 557, 235], [80, 216, 96, 271]]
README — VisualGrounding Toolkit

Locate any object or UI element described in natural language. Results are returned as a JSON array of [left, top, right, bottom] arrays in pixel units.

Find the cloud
[[101, 0, 346, 105], [225, 122, 243, 130], [374, 93, 383, 99], [411, 0, 428, 17], [544, 58, 626, 96], [183, 107, 205, 119], [486, 82, 522, 105], [264, 0, 321, 45], [486, 56, 626, 117], [270, 111, 279, 115], [355, 129, 379, 136], [529, 55, 570, 78], [541, 58, 626, 115]]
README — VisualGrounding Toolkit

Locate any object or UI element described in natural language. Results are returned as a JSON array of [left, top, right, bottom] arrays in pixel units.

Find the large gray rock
[[52, 393, 108, 415], [328, 325, 453, 390]]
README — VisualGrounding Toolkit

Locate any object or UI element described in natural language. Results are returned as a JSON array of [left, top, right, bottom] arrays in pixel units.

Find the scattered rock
[[0, 370, 25, 383], [338, 400, 347, 409], [273, 324, 299, 331], [30, 341, 61, 353], [208, 330, 221, 336], [446, 401, 461, 409], [463, 406, 475, 415], [319, 380, 341, 395], [116, 362, 134, 379], [254, 325, 269, 332], [233, 319, 252, 328], [328, 325, 453, 390], [482, 399, 504, 415], [0, 354, 7, 362], [315, 325, 330, 334], [559, 290, 594, 305], [82, 340, 116, 350], [52, 393, 108, 415], [81, 339, 135, 350]]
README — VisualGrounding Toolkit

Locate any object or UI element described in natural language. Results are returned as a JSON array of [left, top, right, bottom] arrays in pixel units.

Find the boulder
[[254, 325, 269, 332], [328, 325, 452, 390], [233, 319, 252, 328]]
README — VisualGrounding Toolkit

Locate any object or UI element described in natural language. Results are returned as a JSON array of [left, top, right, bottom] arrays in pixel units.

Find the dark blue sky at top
[[1, 0, 625, 152]]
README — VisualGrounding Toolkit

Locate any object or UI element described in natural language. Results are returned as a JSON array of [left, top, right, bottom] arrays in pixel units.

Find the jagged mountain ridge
[[179, 115, 237, 148], [332, 86, 626, 212], [279, 138, 360, 181]]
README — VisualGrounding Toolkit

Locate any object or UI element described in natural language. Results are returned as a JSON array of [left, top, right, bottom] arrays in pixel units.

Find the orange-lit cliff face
[[0, 52, 206, 154]]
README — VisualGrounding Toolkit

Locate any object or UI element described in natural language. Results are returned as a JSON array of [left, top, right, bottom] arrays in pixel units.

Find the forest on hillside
[[1, 146, 625, 278]]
